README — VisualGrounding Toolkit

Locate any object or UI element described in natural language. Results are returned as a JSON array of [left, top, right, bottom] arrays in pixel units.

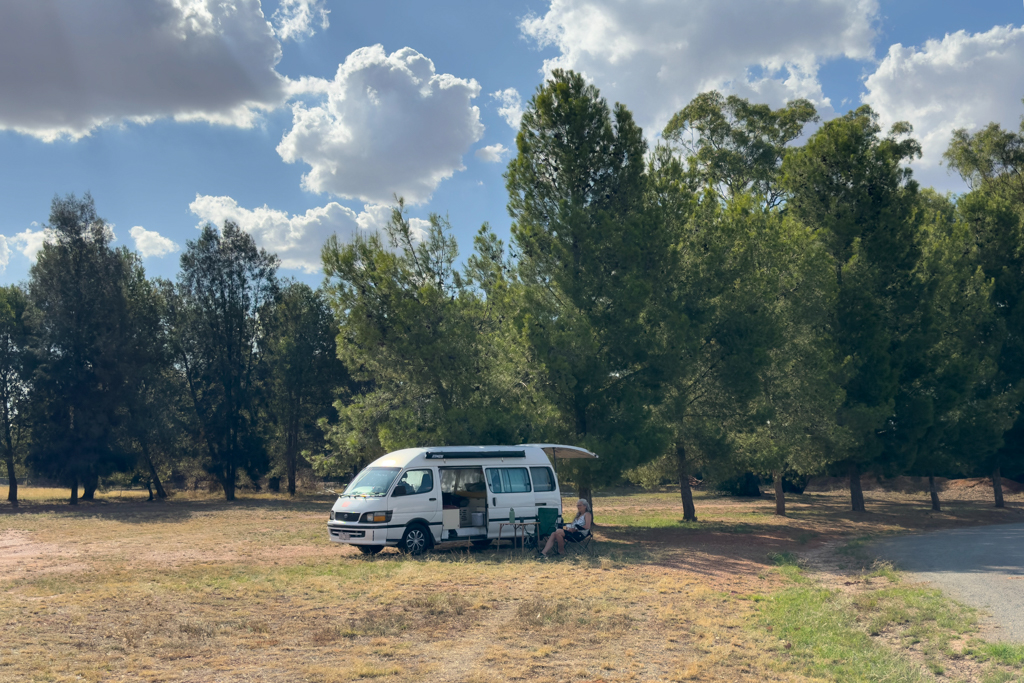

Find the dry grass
[[0, 485, 1021, 682]]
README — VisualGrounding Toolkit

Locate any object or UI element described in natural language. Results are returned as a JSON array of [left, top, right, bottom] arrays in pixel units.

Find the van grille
[[336, 512, 360, 522]]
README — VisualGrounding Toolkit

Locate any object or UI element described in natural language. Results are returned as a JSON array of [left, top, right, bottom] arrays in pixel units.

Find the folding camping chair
[[563, 524, 596, 557]]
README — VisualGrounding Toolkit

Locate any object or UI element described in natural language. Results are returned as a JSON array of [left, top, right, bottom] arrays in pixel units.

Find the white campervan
[[327, 444, 597, 555]]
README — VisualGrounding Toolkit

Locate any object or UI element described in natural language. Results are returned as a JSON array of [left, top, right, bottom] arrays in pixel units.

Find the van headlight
[[361, 511, 393, 523], [330, 511, 335, 520]]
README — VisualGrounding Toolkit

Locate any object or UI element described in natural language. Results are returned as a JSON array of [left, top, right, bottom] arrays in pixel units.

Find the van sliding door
[[485, 467, 536, 539]]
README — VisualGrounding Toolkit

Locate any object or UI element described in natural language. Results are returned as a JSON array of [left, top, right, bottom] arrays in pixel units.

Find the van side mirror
[[391, 486, 407, 497]]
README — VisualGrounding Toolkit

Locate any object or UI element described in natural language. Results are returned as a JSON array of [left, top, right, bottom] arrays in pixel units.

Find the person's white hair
[[576, 499, 590, 511]]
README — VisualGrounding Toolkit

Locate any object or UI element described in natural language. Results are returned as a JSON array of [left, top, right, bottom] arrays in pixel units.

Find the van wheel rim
[[406, 529, 426, 553]]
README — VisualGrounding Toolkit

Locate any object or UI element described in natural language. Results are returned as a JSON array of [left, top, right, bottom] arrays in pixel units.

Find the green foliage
[[782, 107, 932, 506], [945, 113, 1024, 484], [0, 285, 30, 505], [320, 202, 543, 475], [26, 194, 144, 501], [655, 93, 826, 515], [506, 70, 686, 488], [170, 222, 279, 500], [263, 281, 349, 494], [662, 91, 818, 207]]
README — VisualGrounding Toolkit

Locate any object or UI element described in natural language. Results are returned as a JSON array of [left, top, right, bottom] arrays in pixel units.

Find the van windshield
[[344, 467, 401, 496]]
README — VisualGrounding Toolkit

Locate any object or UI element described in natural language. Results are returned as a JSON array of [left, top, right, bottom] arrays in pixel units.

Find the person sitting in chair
[[539, 499, 591, 559]]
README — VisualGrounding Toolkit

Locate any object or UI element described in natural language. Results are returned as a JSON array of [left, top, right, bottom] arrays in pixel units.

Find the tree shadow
[[0, 493, 336, 524]]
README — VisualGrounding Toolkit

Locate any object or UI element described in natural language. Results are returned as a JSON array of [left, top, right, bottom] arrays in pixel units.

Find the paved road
[[871, 522, 1024, 643]]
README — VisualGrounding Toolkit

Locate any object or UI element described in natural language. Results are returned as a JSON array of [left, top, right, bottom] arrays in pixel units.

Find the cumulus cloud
[[0, 0, 288, 141], [520, 0, 879, 135], [190, 195, 428, 273], [8, 228, 52, 262], [0, 237, 10, 274], [475, 143, 510, 163], [130, 226, 180, 258], [862, 25, 1024, 177], [277, 45, 484, 204], [273, 0, 330, 41], [354, 203, 429, 241], [491, 88, 524, 129]]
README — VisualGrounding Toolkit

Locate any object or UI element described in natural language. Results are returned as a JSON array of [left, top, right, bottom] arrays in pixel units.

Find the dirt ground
[[0, 484, 1022, 682]]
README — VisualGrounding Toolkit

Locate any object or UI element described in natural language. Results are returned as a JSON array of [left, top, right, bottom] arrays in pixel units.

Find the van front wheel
[[400, 525, 430, 556]]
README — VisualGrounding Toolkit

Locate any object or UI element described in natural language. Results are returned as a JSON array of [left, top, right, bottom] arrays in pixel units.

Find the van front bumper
[[327, 523, 393, 545]]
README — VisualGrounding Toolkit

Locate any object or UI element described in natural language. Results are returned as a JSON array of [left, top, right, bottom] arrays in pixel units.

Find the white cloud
[[277, 45, 484, 204], [491, 88, 524, 129], [273, 0, 329, 41], [9, 228, 52, 262], [862, 25, 1024, 185], [130, 226, 180, 258], [0, 237, 11, 274], [0, 0, 288, 141], [189, 195, 428, 273], [520, 0, 879, 135], [475, 143, 510, 163], [355, 204, 430, 242]]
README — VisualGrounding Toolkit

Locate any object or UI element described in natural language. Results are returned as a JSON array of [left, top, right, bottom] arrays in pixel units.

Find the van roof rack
[[424, 450, 526, 459]]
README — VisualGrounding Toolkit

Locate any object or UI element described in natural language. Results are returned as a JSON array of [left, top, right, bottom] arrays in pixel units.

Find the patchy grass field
[[0, 486, 1022, 682]]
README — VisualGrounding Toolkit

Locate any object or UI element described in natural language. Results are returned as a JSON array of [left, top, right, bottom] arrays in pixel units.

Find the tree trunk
[[773, 470, 786, 516], [4, 445, 17, 508], [676, 442, 697, 522], [146, 480, 154, 502], [928, 474, 941, 512], [81, 472, 98, 501], [287, 417, 298, 496], [577, 485, 594, 521], [993, 467, 1005, 509], [69, 476, 78, 506], [849, 462, 865, 512], [222, 465, 236, 501], [143, 444, 167, 499]]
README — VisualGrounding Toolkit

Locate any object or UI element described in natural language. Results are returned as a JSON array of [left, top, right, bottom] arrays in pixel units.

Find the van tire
[[356, 545, 384, 555], [400, 525, 430, 555]]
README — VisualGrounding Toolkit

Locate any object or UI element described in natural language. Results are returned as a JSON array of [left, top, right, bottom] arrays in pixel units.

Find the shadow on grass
[[0, 492, 336, 523]]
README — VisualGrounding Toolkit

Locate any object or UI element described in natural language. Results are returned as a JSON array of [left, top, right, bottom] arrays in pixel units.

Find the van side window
[[396, 469, 433, 495], [530, 467, 556, 492], [486, 468, 532, 493]]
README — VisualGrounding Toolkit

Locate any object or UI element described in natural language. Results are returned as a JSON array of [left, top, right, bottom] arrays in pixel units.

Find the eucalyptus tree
[[505, 70, 687, 507], [171, 222, 278, 501], [0, 286, 30, 506], [662, 91, 817, 208], [27, 194, 138, 504], [263, 281, 348, 495], [782, 107, 926, 512]]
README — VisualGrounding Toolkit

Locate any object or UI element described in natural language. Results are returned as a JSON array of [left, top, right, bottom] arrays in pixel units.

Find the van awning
[[525, 444, 599, 460]]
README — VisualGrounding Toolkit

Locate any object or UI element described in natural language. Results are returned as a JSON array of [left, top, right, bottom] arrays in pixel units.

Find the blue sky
[[1, 0, 1022, 286]]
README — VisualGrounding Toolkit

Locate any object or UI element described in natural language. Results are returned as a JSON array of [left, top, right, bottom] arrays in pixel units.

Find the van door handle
[[537, 502, 547, 506], [429, 498, 436, 501], [493, 497, 497, 506]]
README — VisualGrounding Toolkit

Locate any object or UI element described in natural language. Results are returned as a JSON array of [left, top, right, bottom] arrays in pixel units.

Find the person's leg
[[543, 530, 564, 557], [556, 530, 566, 555], [541, 532, 556, 556]]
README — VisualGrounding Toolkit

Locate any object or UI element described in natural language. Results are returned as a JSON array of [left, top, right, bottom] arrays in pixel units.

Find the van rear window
[[530, 467, 556, 492], [486, 467, 532, 493]]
